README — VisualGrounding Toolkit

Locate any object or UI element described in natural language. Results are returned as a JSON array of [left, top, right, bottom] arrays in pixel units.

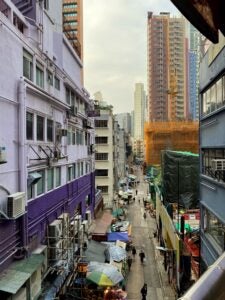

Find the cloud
[[83, 0, 178, 113]]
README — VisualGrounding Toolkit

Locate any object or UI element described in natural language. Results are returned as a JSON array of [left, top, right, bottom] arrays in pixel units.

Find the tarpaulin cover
[[107, 232, 129, 242], [161, 150, 199, 209]]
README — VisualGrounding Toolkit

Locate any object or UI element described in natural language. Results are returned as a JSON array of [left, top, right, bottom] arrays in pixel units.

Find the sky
[[83, 0, 179, 114]]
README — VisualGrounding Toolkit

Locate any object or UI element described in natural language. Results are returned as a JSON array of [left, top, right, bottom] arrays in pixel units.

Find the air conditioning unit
[[30, 267, 41, 300], [212, 159, 225, 171], [48, 219, 63, 244], [32, 245, 48, 276], [7, 192, 25, 218], [70, 220, 78, 236], [82, 220, 89, 233], [58, 213, 70, 237], [75, 214, 82, 229], [11, 287, 27, 300], [78, 226, 84, 247], [85, 210, 92, 226], [48, 240, 63, 261]]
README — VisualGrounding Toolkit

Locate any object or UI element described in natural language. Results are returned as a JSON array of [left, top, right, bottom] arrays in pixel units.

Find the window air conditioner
[[11, 288, 27, 300], [7, 192, 25, 218], [75, 214, 82, 229], [85, 210, 92, 226], [48, 219, 63, 244], [82, 220, 89, 233], [58, 213, 70, 237], [211, 159, 225, 171], [30, 268, 42, 300], [48, 240, 63, 261], [32, 245, 48, 276]]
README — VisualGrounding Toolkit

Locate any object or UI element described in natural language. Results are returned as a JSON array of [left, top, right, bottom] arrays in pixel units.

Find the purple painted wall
[[0, 172, 95, 272]]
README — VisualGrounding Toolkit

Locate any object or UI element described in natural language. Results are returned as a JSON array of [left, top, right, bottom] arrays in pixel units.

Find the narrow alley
[[126, 167, 176, 300]]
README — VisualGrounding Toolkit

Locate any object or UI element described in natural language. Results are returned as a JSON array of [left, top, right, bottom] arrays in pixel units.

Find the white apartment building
[[133, 83, 146, 161], [94, 101, 114, 208]]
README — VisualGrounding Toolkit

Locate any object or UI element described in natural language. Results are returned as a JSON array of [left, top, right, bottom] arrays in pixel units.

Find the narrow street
[[126, 167, 176, 300]]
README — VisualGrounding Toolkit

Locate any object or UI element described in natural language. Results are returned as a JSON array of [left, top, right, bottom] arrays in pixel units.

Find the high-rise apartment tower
[[147, 12, 188, 121]]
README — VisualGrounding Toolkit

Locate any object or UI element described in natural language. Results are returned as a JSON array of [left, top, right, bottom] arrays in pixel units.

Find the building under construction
[[144, 121, 199, 165]]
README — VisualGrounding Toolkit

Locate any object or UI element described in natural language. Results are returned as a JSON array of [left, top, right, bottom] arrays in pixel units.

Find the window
[[55, 76, 60, 90], [23, 49, 33, 80], [77, 162, 80, 177], [67, 165, 73, 181], [47, 168, 54, 191], [64, 12, 77, 17], [95, 153, 108, 160], [202, 148, 225, 182], [85, 195, 91, 206], [95, 120, 108, 128], [201, 76, 225, 117], [66, 87, 70, 105], [72, 130, 76, 145], [63, 3, 77, 9], [44, 0, 49, 10], [26, 112, 33, 140], [81, 162, 83, 176], [204, 208, 225, 252], [95, 136, 108, 144], [95, 169, 108, 176], [47, 119, 53, 142], [55, 167, 61, 187], [37, 115, 44, 141], [47, 70, 53, 86], [36, 63, 44, 88], [97, 186, 108, 193], [73, 163, 76, 179], [37, 170, 45, 195]]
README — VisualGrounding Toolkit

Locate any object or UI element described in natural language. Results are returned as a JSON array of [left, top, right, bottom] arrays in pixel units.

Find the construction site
[[144, 121, 199, 165]]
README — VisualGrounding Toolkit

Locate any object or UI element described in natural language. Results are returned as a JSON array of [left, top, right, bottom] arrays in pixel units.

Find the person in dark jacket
[[140, 283, 147, 300], [127, 255, 133, 271], [131, 246, 137, 259], [139, 250, 145, 263]]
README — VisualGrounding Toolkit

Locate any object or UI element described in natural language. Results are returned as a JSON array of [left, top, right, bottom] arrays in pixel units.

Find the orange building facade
[[144, 121, 199, 165]]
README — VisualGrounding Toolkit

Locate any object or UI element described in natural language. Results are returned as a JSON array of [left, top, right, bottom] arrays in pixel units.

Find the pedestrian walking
[[131, 246, 136, 259], [139, 250, 145, 264], [127, 255, 133, 271], [136, 189, 138, 195], [143, 212, 147, 220], [133, 197, 135, 202], [140, 283, 148, 300], [138, 198, 140, 204]]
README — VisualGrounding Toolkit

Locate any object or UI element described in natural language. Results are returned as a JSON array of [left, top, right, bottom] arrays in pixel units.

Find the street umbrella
[[108, 245, 127, 262], [87, 263, 123, 287]]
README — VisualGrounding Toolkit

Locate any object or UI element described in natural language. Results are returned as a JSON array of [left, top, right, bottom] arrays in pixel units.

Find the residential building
[[147, 12, 188, 121], [0, 1, 95, 298], [115, 113, 131, 135], [133, 83, 146, 162], [94, 100, 114, 208], [63, 0, 83, 61], [188, 24, 201, 120], [199, 32, 225, 269]]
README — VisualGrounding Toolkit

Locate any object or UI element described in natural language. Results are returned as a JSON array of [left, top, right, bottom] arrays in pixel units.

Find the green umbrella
[[86, 268, 123, 287]]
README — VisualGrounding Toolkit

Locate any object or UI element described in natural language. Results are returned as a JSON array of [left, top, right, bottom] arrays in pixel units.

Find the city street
[[126, 168, 176, 300]]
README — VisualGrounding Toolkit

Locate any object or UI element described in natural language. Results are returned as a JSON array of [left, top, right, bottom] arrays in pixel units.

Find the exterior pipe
[[18, 77, 28, 249]]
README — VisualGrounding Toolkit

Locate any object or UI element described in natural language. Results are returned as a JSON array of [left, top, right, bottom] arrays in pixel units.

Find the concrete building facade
[[94, 101, 115, 208], [147, 12, 188, 121], [199, 33, 225, 269], [133, 83, 146, 161], [0, 1, 95, 298]]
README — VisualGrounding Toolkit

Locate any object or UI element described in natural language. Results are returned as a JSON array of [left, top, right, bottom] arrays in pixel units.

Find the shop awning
[[93, 211, 114, 235], [85, 240, 108, 263], [107, 232, 129, 242], [0, 254, 44, 294]]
